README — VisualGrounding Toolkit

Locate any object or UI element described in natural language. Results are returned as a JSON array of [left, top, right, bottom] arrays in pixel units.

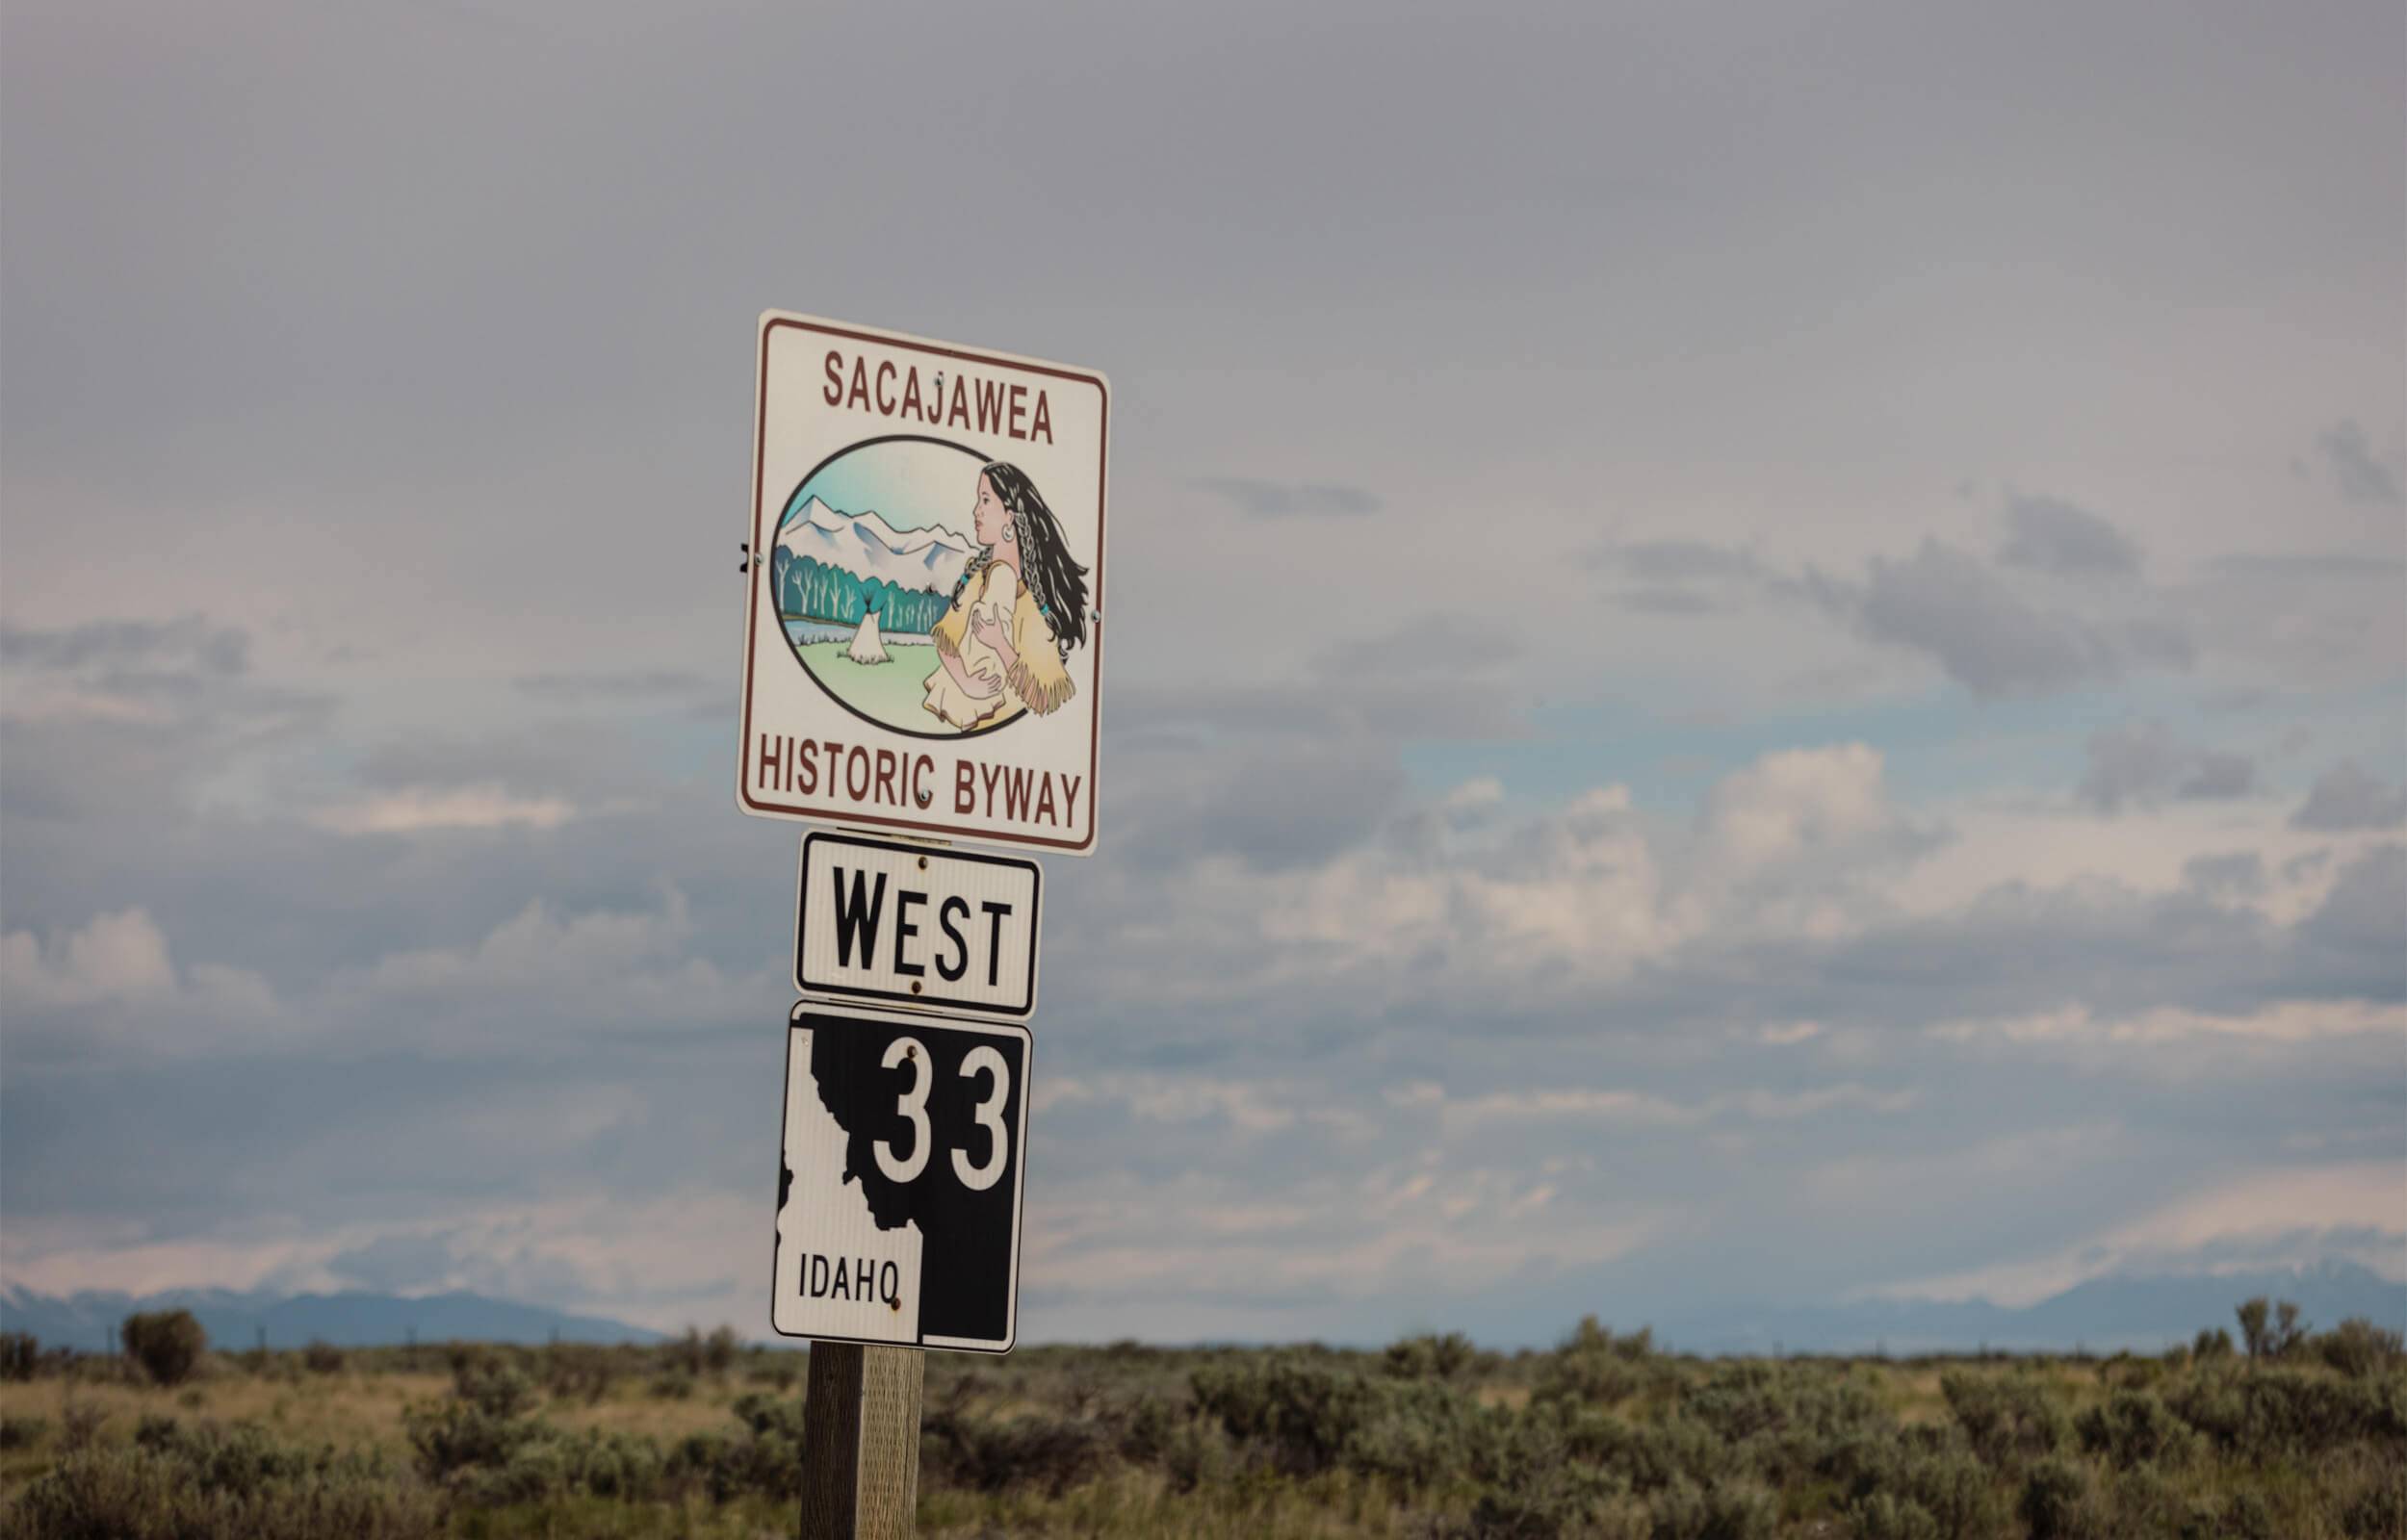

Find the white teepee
[[845, 606, 891, 665]]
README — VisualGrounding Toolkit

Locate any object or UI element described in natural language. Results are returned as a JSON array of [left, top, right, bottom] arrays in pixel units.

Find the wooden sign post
[[800, 1343, 922, 1540]]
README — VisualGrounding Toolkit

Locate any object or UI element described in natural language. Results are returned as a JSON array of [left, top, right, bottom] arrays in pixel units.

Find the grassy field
[[793, 640, 946, 731], [2, 1312, 2402, 1538]]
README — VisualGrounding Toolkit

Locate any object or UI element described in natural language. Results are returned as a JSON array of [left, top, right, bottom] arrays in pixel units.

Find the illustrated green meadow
[[1, 1301, 2401, 1539]]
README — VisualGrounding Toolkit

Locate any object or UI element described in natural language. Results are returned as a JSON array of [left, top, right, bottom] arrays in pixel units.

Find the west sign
[[738, 312, 1107, 854], [794, 832, 1040, 1018]]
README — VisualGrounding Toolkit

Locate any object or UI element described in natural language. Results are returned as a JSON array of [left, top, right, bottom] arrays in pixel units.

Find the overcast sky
[[3, 0, 2401, 1345]]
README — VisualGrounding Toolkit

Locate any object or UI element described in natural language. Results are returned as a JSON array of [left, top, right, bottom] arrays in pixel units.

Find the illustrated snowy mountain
[[778, 497, 972, 592]]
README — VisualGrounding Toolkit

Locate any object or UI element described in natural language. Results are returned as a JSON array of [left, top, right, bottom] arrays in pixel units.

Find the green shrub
[[0, 1414, 49, 1450], [2, 1331, 39, 1381], [2192, 1326, 2234, 1362], [1188, 1355, 1498, 1489], [301, 1341, 344, 1374], [404, 1357, 543, 1481], [540, 1343, 620, 1403], [743, 1352, 800, 1392], [2074, 1388, 2199, 1470], [1450, 1462, 1622, 1539], [403, 1398, 535, 1480], [2218, 1489, 2278, 1540], [452, 1355, 534, 1419], [1895, 1446, 2006, 1540], [120, 1311, 206, 1388], [1191, 1358, 1375, 1477], [1645, 1476, 1779, 1540], [1847, 1492, 1940, 1540], [451, 1425, 669, 1507], [2319, 1318, 2407, 1380], [2165, 1364, 2406, 1459], [2236, 1297, 2311, 1362], [1534, 1317, 1659, 1407], [9, 1423, 440, 1540], [59, 1400, 105, 1452], [1579, 1414, 1727, 1495], [1160, 1414, 1231, 1493], [2018, 1455, 2095, 1540], [1941, 1371, 2069, 1466], [2343, 1468, 2407, 1539], [1385, 1331, 1480, 1381], [921, 1410, 1113, 1497]]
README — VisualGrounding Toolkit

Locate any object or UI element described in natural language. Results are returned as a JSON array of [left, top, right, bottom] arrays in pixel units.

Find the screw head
[[917, 855, 928, 870], [910, 981, 922, 995], [916, 788, 932, 808]]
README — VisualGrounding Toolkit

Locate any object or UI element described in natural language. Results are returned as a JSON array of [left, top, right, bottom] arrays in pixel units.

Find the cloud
[[357, 886, 696, 994], [1191, 477, 1381, 518], [0, 615, 326, 737], [1825, 541, 2192, 698], [2294, 760, 2407, 832], [2317, 420, 2402, 507], [1592, 541, 1771, 617], [1, 908, 284, 1054], [2177, 555, 2407, 689], [2182, 852, 2265, 899], [0, 616, 249, 676], [0, 908, 177, 1007], [1437, 1082, 1918, 1134], [1598, 541, 1767, 584], [1, 1192, 764, 1331], [2295, 843, 2405, 967], [1700, 742, 1898, 873], [1312, 612, 1523, 680], [1873, 1161, 2407, 1306], [511, 670, 712, 703], [1996, 493, 2143, 578], [2080, 721, 2257, 813], [310, 784, 577, 835]]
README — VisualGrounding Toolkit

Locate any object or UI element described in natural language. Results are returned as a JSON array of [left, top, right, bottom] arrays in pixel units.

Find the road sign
[[772, 1004, 1030, 1353], [796, 832, 1040, 1018], [738, 312, 1108, 855]]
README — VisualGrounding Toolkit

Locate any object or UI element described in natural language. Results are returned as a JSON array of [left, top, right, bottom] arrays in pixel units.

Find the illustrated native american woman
[[921, 462, 1091, 732]]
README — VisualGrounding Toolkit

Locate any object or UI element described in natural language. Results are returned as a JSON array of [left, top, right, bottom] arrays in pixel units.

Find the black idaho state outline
[[805, 1014, 1022, 1346]]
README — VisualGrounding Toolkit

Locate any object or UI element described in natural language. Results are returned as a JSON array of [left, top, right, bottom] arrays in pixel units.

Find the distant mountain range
[[1646, 1259, 2407, 1357], [777, 497, 972, 593], [4, 1260, 2398, 1355], [0, 1285, 661, 1351]]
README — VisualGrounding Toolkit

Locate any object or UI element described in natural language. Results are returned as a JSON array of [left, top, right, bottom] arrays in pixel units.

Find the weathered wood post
[[800, 1342, 923, 1539]]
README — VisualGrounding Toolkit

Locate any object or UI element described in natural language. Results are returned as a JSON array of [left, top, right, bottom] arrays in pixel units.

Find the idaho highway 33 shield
[[738, 312, 1107, 855], [771, 1004, 1030, 1352]]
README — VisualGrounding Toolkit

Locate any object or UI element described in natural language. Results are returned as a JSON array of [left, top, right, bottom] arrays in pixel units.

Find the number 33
[[874, 1039, 1010, 1193]]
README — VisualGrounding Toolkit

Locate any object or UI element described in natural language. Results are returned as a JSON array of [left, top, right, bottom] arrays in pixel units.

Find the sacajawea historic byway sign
[[737, 312, 1109, 855]]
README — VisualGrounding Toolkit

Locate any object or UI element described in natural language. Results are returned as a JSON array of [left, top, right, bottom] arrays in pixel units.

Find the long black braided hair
[[951, 461, 1090, 655]]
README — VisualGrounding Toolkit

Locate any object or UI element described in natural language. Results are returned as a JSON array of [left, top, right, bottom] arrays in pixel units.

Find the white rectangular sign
[[771, 1005, 1029, 1353], [795, 832, 1040, 1018], [738, 312, 1108, 855]]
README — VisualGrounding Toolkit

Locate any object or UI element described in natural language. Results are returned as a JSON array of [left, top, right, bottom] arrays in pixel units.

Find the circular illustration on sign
[[773, 436, 1090, 739]]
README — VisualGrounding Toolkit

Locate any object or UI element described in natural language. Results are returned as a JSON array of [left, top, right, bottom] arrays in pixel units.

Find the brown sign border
[[737, 314, 1107, 854]]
